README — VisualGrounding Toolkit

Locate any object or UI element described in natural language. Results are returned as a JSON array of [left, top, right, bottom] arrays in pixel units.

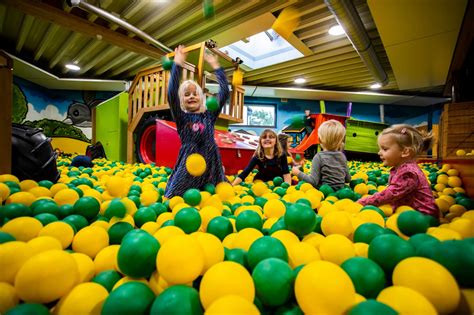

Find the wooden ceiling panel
[[0, 0, 465, 102]]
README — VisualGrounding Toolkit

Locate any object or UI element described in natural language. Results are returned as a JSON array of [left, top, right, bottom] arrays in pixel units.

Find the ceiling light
[[65, 64, 81, 71], [370, 83, 382, 89], [294, 78, 306, 84], [328, 25, 345, 36]]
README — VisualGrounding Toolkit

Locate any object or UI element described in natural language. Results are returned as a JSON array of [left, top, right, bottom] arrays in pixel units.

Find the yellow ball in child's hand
[[186, 154, 206, 177]]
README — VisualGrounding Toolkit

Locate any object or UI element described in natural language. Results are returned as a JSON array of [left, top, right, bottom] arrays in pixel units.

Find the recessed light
[[370, 83, 382, 89], [65, 64, 81, 71], [294, 78, 306, 84], [328, 25, 345, 36]]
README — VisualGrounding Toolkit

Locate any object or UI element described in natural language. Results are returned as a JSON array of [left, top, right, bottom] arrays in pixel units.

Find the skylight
[[219, 29, 303, 70]]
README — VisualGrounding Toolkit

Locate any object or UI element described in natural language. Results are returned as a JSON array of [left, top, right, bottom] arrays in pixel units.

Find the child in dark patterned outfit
[[164, 45, 230, 198]]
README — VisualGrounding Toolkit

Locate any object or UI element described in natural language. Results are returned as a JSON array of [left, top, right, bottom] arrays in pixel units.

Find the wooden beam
[[15, 15, 34, 53], [0, 51, 13, 175], [34, 24, 60, 61], [96, 51, 135, 75], [3, 0, 166, 59]]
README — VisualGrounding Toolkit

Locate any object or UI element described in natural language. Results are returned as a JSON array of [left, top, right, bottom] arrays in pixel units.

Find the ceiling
[[0, 0, 468, 105]]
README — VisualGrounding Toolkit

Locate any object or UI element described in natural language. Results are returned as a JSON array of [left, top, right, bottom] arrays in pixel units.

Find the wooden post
[[0, 51, 13, 175]]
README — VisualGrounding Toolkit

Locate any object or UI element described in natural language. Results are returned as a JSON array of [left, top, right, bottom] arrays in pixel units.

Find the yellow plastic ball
[[295, 260, 355, 315], [319, 234, 355, 265], [354, 242, 369, 258], [456, 149, 466, 156], [263, 199, 286, 218], [53, 282, 108, 315], [153, 226, 185, 245], [354, 183, 369, 196], [377, 285, 437, 315], [302, 232, 325, 250], [38, 221, 75, 249], [94, 245, 120, 274], [251, 182, 269, 197], [427, 227, 462, 241], [191, 232, 225, 274], [448, 218, 474, 238], [357, 209, 385, 227], [215, 182, 235, 200], [19, 179, 38, 191], [271, 230, 300, 250], [206, 294, 259, 315], [140, 190, 159, 206], [106, 176, 128, 197], [71, 252, 95, 283], [2, 217, 43, 242], [156, 234, 205, 284], [222, 233, 237, 249], [72, 226, 109, 259], [54, 188, 80, 206], [0, 182, 10, 200], [199, 206, 222, 230], [27, 236, 62, 256], [5, 191, 36, 207], [321, 211, 353, 237], [392, 257, 460, 314], [447, 176, 462, 188], [0, 174, 19, 183], [287, 241, 321, 268], [14, 250, 79, 303], [0, 282, 19, 314], [233, 228, 264, 251], [28, 186, 52, 198], [0, 241, 33, 284], [141, 221, 160, 235], [200, 261, 255, 309], [186, 153, 206, 176]]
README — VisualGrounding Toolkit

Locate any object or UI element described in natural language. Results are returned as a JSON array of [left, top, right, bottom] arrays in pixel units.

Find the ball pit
[[0, 156, 473, 314]]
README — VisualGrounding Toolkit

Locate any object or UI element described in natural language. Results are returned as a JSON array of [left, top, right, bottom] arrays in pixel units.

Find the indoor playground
[[1, 0, 474, 314]]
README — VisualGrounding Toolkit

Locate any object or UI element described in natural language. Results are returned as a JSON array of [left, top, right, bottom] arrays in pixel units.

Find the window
[[235, 104, 276, 127]]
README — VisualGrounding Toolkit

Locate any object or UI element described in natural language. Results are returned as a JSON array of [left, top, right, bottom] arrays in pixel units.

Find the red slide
[[294, 128, 319, 152]]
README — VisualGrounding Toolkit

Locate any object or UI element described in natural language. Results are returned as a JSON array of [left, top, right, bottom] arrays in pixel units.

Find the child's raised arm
[[204, 52, 230, 117], [168, 45, 187, 120]]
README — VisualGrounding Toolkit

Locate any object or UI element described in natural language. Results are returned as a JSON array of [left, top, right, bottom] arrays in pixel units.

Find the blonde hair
[[254, 129, 284, 160], [318, 119, 346, 151], [178, 80, 205, 112], [381, 124, 433, 156]]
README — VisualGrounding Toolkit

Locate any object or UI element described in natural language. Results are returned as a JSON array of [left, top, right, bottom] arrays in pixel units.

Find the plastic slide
[[294, 128, 319, 152]]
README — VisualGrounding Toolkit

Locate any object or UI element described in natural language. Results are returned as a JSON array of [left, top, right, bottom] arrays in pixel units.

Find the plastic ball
[[252, 258, 293, 306], [348, 300, 397, 315], [397, 210, 430, 236], [191, 231, 225, 274], [186, 154, 206, 177], [368, 234, 415, 274], [161, 56, 174, 70], [341, 257, 386, 299], [206, 295, 259, 315], [206, 216, 233, 241], [118, 230, 160, 278], [38, 221, 75, 249], [175, 207, 202, 234], [295, 260, 356, 315], [392, 257, 460, 314], [376, 286, 437, 315], [321, 210, 353, 237], [287, 241, 321, 268], [156, 234, 204, 284], [72, 226, 109, 259], [2, 217, 43, 242], [199, 261, 255, 309], [319, 234, 355, 265], [53, 282, 108, 315], [150, 285, 203, 315], [101, 282, 155, 315], [246, 236, 288, 270], [284, 203, 316, 237], [206, 96, 219, 111], [14, 250, 79, 303]]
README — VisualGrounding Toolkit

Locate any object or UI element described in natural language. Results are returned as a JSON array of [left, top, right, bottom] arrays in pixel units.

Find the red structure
[[155, 120, 259, 175], [294, 113, 348, 151]]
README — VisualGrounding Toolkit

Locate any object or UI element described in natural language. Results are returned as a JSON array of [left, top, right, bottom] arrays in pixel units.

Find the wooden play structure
[[126, 41, 245, 164]]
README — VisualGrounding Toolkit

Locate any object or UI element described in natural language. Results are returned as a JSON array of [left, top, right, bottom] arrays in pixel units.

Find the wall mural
[[12, 77, 118, 153]]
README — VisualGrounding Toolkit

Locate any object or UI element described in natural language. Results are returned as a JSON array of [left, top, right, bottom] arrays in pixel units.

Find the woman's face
[[260, 132, 276, 149]]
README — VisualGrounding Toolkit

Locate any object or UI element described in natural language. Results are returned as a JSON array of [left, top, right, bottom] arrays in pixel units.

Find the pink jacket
[[358, 161, 439, 217]]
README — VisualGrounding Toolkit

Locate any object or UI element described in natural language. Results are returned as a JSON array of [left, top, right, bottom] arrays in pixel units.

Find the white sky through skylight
[[220, 29, 303, 70]]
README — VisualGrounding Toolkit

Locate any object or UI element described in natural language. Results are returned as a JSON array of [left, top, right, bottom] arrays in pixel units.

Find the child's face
[[377, 134, 408, 167], [260, 132, 276, 150], [183, 84, 201, 112]]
